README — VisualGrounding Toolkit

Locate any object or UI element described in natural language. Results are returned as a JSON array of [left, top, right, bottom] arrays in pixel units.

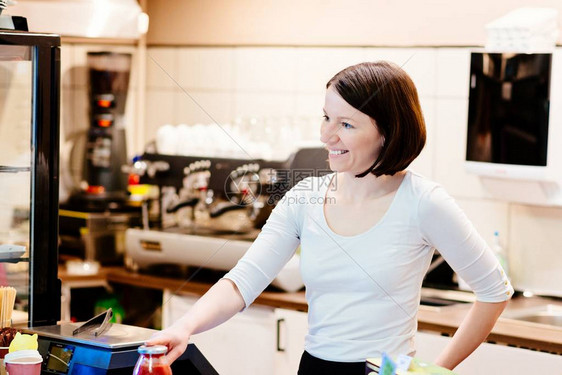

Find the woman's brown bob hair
[[327, 61, 426, 177]]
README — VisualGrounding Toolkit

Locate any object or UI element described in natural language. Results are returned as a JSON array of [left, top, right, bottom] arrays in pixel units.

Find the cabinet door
[[163, 291, 277, 375], [0, 33, 61, 326], [0, 45, 32, 327], [274, 308, 308, 375], [416, 331, 562, 374]]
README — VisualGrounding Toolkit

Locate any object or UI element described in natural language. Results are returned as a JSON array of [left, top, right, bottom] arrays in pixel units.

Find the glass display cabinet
[[0, 30, 60, 326]]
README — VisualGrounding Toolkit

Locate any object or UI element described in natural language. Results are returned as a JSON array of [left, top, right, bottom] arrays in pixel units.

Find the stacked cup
[[3, 350, 42, 375]]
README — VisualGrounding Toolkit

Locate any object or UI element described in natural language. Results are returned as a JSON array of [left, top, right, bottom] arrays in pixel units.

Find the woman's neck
[[331, 170, 406, 203]]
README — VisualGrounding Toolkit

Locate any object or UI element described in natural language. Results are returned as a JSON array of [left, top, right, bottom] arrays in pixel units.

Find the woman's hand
[[143, 279, 245, 364], [434, 300, 508, 369], [145, 323, 191, 364]]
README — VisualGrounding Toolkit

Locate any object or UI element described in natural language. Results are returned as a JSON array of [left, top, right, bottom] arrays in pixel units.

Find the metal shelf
[[0, 166, 31, 173], [0, 257, 29, 263]]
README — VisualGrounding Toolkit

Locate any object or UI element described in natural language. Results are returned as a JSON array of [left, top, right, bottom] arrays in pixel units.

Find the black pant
[[297, 351, 365, 375]]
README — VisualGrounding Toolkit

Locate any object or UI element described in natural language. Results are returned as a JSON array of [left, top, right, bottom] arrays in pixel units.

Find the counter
[[58, 267, 562, 354]]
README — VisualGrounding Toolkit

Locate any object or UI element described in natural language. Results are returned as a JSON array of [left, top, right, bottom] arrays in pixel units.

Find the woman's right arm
[[147, 178, 310, 363], [146, 278, 245, 363]]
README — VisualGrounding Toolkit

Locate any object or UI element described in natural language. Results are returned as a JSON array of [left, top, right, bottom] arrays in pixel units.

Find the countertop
[[59, 267, 562, 354]]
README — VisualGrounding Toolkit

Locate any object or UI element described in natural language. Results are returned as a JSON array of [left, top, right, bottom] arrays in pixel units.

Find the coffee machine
[[60, 52, 141, 265], [68, 52, 132, 210], [125, 147, 330, 292]]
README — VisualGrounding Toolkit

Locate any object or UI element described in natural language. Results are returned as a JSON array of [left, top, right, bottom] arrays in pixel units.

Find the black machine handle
[[209, 201, 247, 218], [166, 197, 199, 213], [276, 318, 285, 352]]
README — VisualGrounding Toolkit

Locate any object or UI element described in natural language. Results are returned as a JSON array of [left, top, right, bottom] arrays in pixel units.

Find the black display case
[[0, 30, 61, 326]]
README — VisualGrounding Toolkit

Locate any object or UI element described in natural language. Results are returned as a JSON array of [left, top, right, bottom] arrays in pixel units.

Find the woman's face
[[320, 86, 384, 175]]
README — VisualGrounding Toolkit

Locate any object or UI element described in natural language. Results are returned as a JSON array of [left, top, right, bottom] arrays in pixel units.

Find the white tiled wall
[[176, 90, 233, 125], [235, 48, 297, 92], [435, 48, 470, 99], [509, 204, 562, 296], [456, 198, 510, 251], [412, 96, 436, 178], [146, 48, 177, 90], [178, 48, 235, 90], [294, 48, 365, 93], [433, 97, 489, 198], [58, 43, 562, 296]]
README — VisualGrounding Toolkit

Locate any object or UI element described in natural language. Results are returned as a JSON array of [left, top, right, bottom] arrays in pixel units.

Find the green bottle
[[493, 231, 509, 277]]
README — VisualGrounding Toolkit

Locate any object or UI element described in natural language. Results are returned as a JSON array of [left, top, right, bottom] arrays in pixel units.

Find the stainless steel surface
[[125, 227, 304, 292], [421, 288, 476, 303], [163, 226, 260, 242], [517, 314, 562, 326], [29, 323, 157, 349], [502, 304, 562, 328], [419, 288, 474, 307]]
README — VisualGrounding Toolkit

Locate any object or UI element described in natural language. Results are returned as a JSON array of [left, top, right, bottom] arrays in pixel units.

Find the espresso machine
[[125, 147, 329, 292], [60, 52, 141, 265]]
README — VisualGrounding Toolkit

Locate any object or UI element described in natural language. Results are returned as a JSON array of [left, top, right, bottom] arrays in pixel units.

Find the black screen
[[466, 53, 551, 166], [46, 343, 74, 374]]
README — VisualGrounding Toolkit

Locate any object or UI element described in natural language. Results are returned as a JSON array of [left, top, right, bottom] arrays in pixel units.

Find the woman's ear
[[381, 137, 385, 148]]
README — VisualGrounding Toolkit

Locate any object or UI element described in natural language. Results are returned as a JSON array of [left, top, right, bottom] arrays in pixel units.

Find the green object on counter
[[366, 356, 457, 374], [380, 353, 397, 375], [94, 296, 124, 324]]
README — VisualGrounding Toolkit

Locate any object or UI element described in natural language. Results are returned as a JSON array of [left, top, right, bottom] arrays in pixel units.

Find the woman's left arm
[[418, 185, 514, 369], [433, 300, 508, 369]]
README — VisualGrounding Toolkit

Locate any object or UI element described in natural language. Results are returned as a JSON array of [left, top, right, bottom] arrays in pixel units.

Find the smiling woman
[[146, 62, 513, 375]]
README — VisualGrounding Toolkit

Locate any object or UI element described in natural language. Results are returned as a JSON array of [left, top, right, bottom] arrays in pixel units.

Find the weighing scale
[[26, 310, 217, 374]]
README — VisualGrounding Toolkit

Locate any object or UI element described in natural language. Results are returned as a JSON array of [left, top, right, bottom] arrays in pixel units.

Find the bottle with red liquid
[[133, 345, 172, 375]]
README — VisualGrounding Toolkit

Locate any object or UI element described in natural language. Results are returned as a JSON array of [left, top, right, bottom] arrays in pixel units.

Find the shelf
[[0, 257, 29, 263], [61, 36, 138, 46], [0, 166, 30, 173]]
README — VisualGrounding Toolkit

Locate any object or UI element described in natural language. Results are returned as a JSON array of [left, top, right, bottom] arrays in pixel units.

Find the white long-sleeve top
[[223, 170, 513, 362]]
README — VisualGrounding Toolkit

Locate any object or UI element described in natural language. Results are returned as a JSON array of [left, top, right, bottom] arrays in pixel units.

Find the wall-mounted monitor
[[465, 51, 562, 184]]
